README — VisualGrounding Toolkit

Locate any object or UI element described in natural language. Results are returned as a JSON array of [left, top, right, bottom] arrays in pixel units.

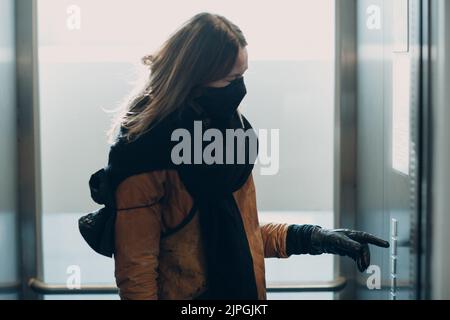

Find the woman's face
[[206, 46, 249, 88]]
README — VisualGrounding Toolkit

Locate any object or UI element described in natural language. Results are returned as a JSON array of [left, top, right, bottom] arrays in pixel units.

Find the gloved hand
[[310, 227, 390, 272]]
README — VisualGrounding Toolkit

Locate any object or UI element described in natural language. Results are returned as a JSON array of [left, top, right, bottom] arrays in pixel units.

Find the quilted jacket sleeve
[[114, 171, 166, 300], [244, 175, 290, 259], [260, 222, 290, 258]]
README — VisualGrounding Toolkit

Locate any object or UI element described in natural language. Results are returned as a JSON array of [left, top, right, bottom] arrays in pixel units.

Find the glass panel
[[0, 0, 19, 300], [37, 0, 335, 299]]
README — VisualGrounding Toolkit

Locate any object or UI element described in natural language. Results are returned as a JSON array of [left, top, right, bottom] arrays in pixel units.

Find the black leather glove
[[286, 225, 390, 272]]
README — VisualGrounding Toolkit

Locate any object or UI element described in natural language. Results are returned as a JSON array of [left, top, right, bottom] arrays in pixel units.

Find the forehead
[[229, 47, 248, 74]]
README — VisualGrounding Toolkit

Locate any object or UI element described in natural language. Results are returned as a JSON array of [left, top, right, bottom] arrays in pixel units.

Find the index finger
[[349, 231, 390, 248]]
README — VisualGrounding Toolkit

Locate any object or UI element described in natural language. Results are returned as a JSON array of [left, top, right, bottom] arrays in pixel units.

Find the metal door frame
[[15, 0, 43, 300], [417, 0, 431, 300], [429, 0, 450, 300], [334, 0, 358, 300], [16, 0, 352, 299]]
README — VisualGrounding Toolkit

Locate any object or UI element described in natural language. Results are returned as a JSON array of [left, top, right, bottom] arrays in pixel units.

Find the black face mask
[[194, 77, 247, 121]]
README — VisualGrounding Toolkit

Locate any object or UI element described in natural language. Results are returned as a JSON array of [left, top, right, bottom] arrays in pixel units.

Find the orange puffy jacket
[[114, 170, 290, 300]]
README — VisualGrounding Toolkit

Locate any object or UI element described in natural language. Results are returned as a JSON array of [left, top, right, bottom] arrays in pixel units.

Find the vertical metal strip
[[390, 218, 398, 299], [0, 0, 20, 299], [417, 0, 432, 301], [430, 0, 450, 300], [334, 0, 358, 300], [15, 0, 42, 300], [407, 0, 421, 300]]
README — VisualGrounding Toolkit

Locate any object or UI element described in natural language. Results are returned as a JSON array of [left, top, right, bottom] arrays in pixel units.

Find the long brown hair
[[107, 12, 248, 143]]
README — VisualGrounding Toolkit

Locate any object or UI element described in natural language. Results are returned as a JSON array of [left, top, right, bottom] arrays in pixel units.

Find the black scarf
[[86, 100, 259, 300]]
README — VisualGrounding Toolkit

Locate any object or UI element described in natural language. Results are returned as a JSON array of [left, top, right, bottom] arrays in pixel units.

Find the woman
[[105, 12, 389, 300]]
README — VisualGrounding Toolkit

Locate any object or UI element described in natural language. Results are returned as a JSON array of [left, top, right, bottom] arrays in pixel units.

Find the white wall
[[37, 0, 335, 214]]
